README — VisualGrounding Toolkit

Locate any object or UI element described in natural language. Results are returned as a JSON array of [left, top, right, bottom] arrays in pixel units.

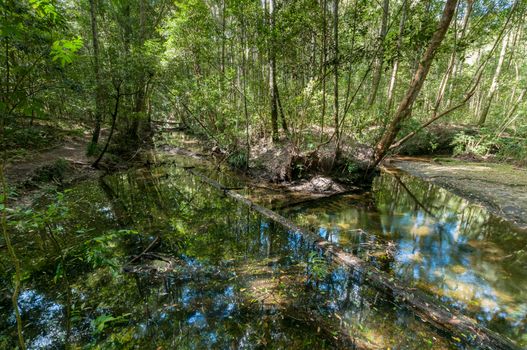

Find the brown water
[[283, 170, 527, 346]]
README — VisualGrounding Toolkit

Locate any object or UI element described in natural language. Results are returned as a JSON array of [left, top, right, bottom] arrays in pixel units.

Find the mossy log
[[186, 167, 519, 350]]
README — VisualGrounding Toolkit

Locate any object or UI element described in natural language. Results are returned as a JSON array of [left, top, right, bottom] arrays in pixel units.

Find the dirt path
[[389, 159, 527, 230], [5, 135, 93, 185]]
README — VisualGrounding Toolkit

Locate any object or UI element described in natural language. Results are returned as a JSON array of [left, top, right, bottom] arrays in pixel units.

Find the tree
[[478, 31, 509, 125], [89, 0, 104, 147], [368, 0, 389, 107], [373, 0, 459, 166]]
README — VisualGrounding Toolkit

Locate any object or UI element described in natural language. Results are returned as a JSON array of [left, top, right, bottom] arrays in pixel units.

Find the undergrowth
[[451, 126, 527, 165]]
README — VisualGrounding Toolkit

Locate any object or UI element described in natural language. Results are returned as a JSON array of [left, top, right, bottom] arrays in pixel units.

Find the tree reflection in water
[[0, 165, 461, 349], [285, 170, 527, 345]]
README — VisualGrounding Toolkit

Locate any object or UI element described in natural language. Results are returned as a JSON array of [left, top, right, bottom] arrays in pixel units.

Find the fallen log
[[186, 167, 519, 350]]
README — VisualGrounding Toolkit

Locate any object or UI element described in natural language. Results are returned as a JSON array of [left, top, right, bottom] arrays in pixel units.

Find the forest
[[1, 0, 527, 348]]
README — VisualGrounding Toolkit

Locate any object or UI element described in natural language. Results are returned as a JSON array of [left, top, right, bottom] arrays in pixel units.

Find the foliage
[[82, 230, 138, 272], [51, 37, 83, 67], [451, 132, 492, 157], [7, 191, 138, 283], [227, 150, 248, 169], [1, 0, 525, 166], [451, 127, 527, 164], [92, 313, 131, 334], [307, 251, 329, 282]]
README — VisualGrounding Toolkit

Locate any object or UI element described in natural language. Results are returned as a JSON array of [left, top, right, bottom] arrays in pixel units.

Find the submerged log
[[186, 167, 519, 350]]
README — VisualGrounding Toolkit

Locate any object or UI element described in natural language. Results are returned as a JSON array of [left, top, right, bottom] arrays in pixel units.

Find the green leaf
[[51, 37, 84, 67]]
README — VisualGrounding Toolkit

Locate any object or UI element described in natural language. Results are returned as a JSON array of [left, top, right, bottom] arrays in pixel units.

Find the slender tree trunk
[[412, 0, 433, 74], [500, 88, 525, 133], [241, 17, 250, 170], [269, 0, 279, 141], [320, 0, 327, 141], [434, 52, 456, 112], [93, 83, 122, 168], [387, 0, 407, 112], [508, 87, 526, 118], [275, 83, 288, 134], [333, 0, 340, 153], [1, 14, 25, 347], [478, 31, 508, 126], [433, 2, 460, 113], [130, 0, 148, 142], [310, 31, 317, 79], [374, 0, 458, 166], [508, 61, 519, 105], [444, 0, 473, 107], [221, 0, 226, 75], [368, 0, 389, 107], [220, 0, 226, 94], [89, 0, 103, 146]]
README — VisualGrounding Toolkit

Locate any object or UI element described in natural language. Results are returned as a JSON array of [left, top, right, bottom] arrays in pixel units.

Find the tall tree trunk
[[433, 2, 459, 112], [478, 32, 508, 126], [241, 17, 250, 170], [93, 82, 122, 168], [275, 82, 288, 134], [130, 0, 148, 142], [333, 0, 339, 152], [89, 0, 103, 146], [1, 13, 25, 348], [221, 0, 226, 75], [373, 0, 458, 166], [320, 0, 327, 141], [444, 0, 473, 107], [220, 0, 226, 94], [368, 0, 389, 107], [269, 0, 279, 141], [387, 0, 407, 112]]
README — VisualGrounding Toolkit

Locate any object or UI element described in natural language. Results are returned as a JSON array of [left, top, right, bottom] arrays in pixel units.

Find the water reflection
[[284, 170, 527, 345], [1, 165, 458, 349]]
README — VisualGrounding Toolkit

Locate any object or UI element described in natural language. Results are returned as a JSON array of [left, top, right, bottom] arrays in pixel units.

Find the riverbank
[[388, 158, 527, 230]]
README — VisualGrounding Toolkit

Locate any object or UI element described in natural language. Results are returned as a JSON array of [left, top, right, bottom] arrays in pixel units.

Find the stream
[[1, 134, 526, 349]]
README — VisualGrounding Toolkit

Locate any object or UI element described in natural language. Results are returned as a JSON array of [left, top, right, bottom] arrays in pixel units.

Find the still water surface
[[282, 170, 527, 346], [1, 157, 525, 348]]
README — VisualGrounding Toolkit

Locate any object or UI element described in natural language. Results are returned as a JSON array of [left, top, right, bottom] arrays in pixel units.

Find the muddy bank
[[5, 136, 92, 184], [4, 133, 146, 206], [389, 159, 527, 230]]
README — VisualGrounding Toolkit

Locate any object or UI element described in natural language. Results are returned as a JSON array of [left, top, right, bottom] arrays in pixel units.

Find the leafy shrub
[[451, 132, 492, 157], [227, 150, 248, 169], [451, 127, 527, 164]]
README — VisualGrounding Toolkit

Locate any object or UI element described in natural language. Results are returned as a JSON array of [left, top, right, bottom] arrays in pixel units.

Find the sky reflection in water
[[284, 171, 527, 342]]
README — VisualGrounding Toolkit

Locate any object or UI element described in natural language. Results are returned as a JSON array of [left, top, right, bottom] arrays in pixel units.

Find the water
[[283, 169, 527, 346], [2, 132, 525, 348], [1, 164, 457, 349]]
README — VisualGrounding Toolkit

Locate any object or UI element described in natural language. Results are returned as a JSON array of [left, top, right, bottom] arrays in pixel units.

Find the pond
[[1, 142, 525, 348]]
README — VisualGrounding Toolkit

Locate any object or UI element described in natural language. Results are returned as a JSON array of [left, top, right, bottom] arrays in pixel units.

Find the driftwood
[[185, 167, 519, 350]]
